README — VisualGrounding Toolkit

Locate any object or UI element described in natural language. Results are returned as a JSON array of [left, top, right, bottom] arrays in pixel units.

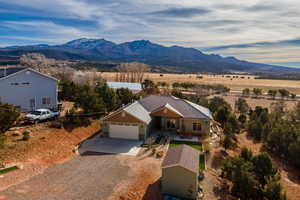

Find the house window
[[193, 122, 202, 131], [42, 97, 51, 105]]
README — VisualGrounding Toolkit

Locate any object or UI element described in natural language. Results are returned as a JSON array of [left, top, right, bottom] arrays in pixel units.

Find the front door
[[166, 119, 177, 130]]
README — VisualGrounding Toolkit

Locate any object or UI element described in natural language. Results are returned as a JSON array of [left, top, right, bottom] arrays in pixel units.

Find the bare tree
[[115, 62, 149, 83], [20, 53, 55, 73], [49, 65, 75, 81], [20, 53, 78, 81]]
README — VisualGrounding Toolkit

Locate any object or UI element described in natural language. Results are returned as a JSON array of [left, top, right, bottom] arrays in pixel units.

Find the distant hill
[[0, 38, 298, 74]]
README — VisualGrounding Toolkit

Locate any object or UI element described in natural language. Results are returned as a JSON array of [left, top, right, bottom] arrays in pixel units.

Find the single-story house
[[102, 95, 213, 141], [161, 144, 200, 199], [0, 67, 58, 112], [107, 81, 142, 93]]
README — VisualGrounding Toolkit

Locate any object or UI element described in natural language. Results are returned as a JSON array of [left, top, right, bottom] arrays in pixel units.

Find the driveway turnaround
[[78, 136, 142, 156], [0, 155, 130, 200]]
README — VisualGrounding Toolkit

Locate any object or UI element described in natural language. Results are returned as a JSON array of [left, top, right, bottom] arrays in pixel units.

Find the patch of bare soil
[[235, 133, 300, 200], [109, 149, 165, 200], [200, 142, 228, 200], [0, 120, 101, 191]]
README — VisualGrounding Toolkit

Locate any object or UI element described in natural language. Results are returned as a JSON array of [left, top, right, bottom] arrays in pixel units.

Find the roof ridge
[[0, 67, 57, 82], [183, 99, 212, 119]]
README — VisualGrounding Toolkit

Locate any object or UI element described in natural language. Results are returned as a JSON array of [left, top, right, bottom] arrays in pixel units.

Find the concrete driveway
[[78, 135, 142, 156], [0, 155, 130, 200]]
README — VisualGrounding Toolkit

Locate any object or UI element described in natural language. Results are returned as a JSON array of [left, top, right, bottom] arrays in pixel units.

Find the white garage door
[[109, 124, 139, 140]]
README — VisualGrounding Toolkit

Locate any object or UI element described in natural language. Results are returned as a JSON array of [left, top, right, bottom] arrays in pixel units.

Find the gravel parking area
[[0, 155, 130, 200]]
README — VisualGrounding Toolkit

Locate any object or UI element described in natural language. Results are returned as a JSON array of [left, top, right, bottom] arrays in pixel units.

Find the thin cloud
[[203, 38, 300, 51], [151, 7, 211, 18]]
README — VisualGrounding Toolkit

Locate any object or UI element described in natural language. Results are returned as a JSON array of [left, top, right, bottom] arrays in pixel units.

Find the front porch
[[148, 103, 211, 143], [150, 116, 209, 138]]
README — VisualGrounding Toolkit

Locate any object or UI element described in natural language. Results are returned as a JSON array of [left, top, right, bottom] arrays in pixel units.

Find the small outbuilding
[[161, 145, 200, 200]]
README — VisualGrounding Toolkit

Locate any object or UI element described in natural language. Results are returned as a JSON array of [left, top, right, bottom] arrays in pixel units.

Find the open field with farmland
[[210, 95, 298, 110], [101, 72, 300, 94]]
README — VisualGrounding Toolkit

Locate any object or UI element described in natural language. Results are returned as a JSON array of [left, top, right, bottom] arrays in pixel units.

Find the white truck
[[25, 109, 60, 123]]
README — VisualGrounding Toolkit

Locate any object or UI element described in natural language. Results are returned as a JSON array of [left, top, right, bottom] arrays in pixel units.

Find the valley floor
[[101, 72, 300, 94]]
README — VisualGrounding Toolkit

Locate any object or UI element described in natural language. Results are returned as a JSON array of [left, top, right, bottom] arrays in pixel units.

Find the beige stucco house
[[102, 95, 214, 141], [161, 145, 200, 199]]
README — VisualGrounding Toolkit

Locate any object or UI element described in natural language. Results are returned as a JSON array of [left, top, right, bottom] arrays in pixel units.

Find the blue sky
[[0, 0, 300, 67]]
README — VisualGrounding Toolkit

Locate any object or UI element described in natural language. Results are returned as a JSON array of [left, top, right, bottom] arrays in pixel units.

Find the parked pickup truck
[[25, 109, 60, 123]]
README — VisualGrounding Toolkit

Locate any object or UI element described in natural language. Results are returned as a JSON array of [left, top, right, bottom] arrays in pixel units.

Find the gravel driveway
[[0, 155, 130, 200], [78, 137, 142, 156]]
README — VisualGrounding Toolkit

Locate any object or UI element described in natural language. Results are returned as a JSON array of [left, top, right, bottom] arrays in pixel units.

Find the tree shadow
[[213, 181, 236, 200], [266, 150, 300, 185], [142, 179, 163, 200], [244, 133, 262, 145], [211, 150, 228, 170]]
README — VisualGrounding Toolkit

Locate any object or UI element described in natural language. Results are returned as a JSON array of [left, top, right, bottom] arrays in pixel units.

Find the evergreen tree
[[116, 88, 135, 106], [235, 98, 249, 114]]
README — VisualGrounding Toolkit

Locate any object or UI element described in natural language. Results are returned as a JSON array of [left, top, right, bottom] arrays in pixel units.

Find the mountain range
[[0, 38, 298, 74]]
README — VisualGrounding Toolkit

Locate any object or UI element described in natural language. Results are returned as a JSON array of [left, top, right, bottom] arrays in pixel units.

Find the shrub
[[223, 135, 234, 150], [12, 132, 21, 137], [22, 130, 30, 141], [0, 102, 20, 134], [238, 114, 247, 128], [252, 88, 263, 98], [235, 98, 249, 114], [247, 120, 263, 141]]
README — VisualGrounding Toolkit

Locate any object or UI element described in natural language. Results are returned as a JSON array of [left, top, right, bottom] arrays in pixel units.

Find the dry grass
[[210, 95, 297, 110], [101, 72, 300, 94], [0, 120, 101, 191]]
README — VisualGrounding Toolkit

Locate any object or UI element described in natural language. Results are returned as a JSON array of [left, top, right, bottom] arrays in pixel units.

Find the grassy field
[[101, 72, 300, 94], [169, 141, 203, 151], [199, 154, 205, 171]]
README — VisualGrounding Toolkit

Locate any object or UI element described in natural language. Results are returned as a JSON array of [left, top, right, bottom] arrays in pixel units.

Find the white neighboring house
[[0, 67, 58, 112]]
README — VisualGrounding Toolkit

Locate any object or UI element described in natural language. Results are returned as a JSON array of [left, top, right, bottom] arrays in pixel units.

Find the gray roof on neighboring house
[[0, 67, 25, 78], [124, 101, 152, 124], [138, 95, 213, 120], [0, 67, 57, 82], [107, 82, 142, 91], [162, 145, 200, 173]]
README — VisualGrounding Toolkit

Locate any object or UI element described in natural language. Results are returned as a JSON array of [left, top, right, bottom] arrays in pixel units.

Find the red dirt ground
[[0, 120, 101, 191], [109, 150, 165, 200]]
